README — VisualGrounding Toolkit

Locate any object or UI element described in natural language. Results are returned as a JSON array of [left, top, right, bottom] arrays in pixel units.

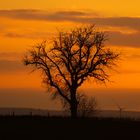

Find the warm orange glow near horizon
[[0, 0, 140, 111]]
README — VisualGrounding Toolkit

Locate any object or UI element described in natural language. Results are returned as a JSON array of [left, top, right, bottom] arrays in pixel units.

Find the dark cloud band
[[0, 9, 140, 47], [0, 59, 25, 73], [0, 9, 140, 31]]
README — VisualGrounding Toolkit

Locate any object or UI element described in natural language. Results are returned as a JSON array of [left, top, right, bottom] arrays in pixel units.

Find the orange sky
[[0, 0, 140, 111]]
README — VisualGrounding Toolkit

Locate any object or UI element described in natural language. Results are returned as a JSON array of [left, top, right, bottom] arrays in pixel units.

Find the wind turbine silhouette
[[110, 98, 124, 118], [115, 103, 124, 118]]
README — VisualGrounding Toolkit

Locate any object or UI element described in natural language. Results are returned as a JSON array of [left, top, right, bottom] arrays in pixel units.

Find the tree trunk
[[70, 91, 78, 118], [70, 101, 78, 118]]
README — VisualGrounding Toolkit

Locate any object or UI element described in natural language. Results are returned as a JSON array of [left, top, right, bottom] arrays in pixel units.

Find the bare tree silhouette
[[62, 93, 98, 117], [77, 94, 98, 117], [23, 25, 119, 118]]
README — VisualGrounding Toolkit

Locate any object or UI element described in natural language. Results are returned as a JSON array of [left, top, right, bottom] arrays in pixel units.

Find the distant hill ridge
[[0, 108, 140, 119], [0, 107, 62, 116]]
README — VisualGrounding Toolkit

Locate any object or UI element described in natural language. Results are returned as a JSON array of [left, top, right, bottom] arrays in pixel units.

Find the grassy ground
[[0, 116, 139, 140]]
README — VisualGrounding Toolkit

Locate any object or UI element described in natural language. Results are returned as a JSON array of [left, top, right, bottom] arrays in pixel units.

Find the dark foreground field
[[0, 116, 140, 140]]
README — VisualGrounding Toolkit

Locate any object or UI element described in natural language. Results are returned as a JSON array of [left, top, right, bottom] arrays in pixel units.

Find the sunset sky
[[0, 0, 140, 111]]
